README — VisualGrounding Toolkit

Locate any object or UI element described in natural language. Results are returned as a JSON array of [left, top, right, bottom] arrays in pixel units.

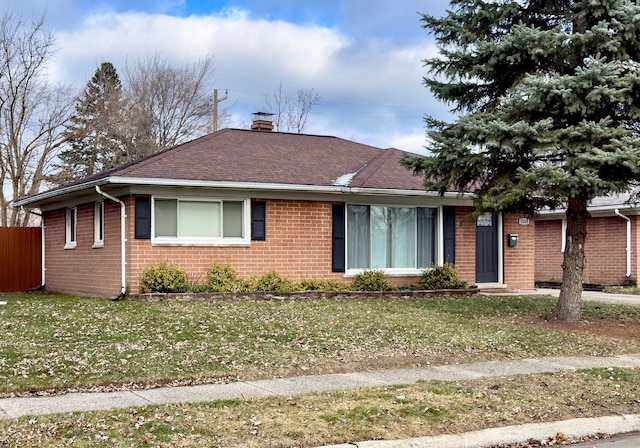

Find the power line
[[225, 88, 427, 112]]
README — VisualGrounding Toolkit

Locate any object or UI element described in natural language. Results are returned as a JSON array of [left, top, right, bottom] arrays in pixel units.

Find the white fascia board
[[537, 203, 640, 219], [11, 179, 109, 208], [12, 175, 475, 208], [108, 176, 475, 200]]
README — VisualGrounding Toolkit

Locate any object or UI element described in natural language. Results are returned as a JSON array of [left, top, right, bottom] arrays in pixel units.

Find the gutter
[[538, 203, 638, 218], [614, 209, 632, 278], [11, 178, 108, 208], [95, 186, 127, 300], [12, 176, 475, 209], [106, 176, 474, 199]]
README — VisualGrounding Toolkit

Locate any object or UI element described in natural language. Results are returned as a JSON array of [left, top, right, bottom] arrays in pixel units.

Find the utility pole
[[213, 88, 228, 132]]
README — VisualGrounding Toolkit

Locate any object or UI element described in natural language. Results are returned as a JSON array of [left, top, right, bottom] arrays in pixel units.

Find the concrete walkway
[[2, 288, 640, 447], [490, 288, 640, 306], [2, 354, 640, 447], [2, 354, 640, 419]]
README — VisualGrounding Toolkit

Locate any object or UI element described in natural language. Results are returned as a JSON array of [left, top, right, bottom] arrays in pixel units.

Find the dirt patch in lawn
[[260, 315, 640, 382], [517, 315, 640, 342]]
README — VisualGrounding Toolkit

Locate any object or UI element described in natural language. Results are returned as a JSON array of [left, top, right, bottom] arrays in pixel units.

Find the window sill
[[345, 268, 425, 278], [64, 243, 76, 250], [93, 242, 104, 249], [152, 238, 251, 247]]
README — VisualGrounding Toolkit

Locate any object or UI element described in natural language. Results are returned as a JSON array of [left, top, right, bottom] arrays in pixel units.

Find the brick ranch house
[[13, 120, 535, 298], [535, 194, 640, 288]]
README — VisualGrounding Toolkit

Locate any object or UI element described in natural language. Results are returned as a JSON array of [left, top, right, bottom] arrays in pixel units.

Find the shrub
[[140, 261, 188, 293], [296, 278, 350, 291], [253, 270, 294, 292], [416, 263, 468, 290], [353, 269, 395, 291], [205, 262, 249, 292]]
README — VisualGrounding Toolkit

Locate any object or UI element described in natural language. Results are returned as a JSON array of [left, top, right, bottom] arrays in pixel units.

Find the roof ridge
[[350, 148, 399, 187]]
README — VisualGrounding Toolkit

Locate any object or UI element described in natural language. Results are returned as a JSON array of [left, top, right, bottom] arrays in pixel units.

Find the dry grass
[[1, 292, 639, 396], [1, 292, 640, 447], [1, 367, 638, 447]]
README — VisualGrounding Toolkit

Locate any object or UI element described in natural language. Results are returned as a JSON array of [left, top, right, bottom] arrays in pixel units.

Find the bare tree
[[122, 54, 216, 161], [265, 83, 320, 133], [265, 82, 289, 132], [0, 11, 74, 226], [290, 88, 321, 134]]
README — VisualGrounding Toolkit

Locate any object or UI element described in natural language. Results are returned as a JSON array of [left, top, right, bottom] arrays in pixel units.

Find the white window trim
[[65, 207, 77, 249], [344, 268, 427, 278], [344, 203, 440, 276], [151, 196, 251, 246], [93, 201, 104, 248], [561, 218, 567, 253]]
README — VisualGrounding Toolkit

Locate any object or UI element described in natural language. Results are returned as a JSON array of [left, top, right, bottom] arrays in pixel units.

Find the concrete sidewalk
[[2, 354, 640, 447], [487, 288, 640, 306], [3, 354, 640, 419]]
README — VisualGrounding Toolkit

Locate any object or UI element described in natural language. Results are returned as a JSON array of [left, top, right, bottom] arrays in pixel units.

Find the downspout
[[40, 211, 45, 289], [614, 209, 632, 278], [95, 186, 127, 300]]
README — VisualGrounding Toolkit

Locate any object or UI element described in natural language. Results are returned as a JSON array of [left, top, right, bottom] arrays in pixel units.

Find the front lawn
[[1, 292, 639, 396]]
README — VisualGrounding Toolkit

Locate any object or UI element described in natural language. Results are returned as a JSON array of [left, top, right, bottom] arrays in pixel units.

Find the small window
[[94, 202, 104, 247], [65, 207, 77, 249]]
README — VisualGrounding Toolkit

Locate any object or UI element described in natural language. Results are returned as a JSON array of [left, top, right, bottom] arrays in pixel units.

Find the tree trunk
[[555, 194, 589, 322]]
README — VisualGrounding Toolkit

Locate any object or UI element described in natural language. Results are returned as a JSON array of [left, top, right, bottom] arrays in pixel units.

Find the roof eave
[[108, 176, 473, 199], [537, 202, 640, 219], [11, 178, 110, 208], [11, 176, 474, 208]]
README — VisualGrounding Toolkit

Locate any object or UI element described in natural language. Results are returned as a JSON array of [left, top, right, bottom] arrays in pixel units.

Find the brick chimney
[[251, 112, 274, 131]]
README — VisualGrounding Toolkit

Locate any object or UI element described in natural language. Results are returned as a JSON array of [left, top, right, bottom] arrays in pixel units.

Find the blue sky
[[7, 0, 453, 154]]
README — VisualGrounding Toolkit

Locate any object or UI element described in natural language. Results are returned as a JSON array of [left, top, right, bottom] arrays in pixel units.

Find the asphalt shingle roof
[[108, 128, 426, 190], [14, 128, 430, 207]]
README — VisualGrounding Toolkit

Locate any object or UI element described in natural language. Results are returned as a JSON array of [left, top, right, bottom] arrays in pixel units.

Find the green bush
[[140, 261, 188, 293], [416, 263, 468, 290], [296, 278, 350, 291], [253, 270, 294, 292], [353, 269, 395, 291], [205, 262, 250, 292]]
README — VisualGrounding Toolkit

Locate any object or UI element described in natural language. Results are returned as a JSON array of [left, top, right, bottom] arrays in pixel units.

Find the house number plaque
[[518, 218, 530, 226]]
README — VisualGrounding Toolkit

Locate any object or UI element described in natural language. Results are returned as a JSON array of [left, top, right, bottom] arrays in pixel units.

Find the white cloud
[[50, 9, 348, 83], [389, 132, 429, 155], [41, 5, 443, 154]]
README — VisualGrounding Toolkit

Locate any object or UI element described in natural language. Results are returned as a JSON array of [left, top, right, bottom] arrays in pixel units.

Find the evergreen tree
[[56, 62, 126, 182], [403, 0, 640, 321]]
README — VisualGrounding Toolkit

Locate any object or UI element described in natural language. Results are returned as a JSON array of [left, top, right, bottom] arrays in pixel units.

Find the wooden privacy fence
[[0, 227, 42, 292]]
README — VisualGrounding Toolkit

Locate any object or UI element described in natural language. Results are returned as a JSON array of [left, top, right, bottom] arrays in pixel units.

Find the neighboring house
[[535, 194, 640, 287], [13, 118, 535, 298]]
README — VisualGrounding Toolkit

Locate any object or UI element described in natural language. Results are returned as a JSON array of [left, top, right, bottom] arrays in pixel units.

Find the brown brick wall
[[44, 201, 122, 298], [44, 195, 537, 297], [535, 215, 636, 286], [534, 220, 564, 284], [127, 198, 345, 293], [454, 207, 476, 285], [503, 214, 535, 290], [454, 208, 535, 290]]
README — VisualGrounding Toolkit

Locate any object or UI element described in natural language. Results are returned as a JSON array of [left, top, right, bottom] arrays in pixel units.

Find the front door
[[476, 213, 498, 283]]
